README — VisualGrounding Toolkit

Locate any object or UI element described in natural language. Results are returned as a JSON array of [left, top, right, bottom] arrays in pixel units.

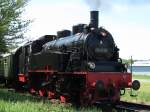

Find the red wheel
[[60, 95, 66, 103], [38, 89, 47, 97], [79, 92, 92, 106], [48, 91, 55, 99]]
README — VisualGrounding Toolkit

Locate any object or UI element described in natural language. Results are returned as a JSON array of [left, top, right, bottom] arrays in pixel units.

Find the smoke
[[84, 0, 111, 11], [84, 0, 101, 10], [84, 0, 150, 11]]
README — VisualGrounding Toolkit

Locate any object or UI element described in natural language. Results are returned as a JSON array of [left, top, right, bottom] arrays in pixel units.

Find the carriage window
[[4, 59, 7, 64]]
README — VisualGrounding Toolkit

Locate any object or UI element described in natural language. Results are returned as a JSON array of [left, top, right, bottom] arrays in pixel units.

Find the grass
[[0, 89, 101, 112], [0, 90, 71, 112], [121, 74, 150, 104], [133, 74, 150, 80], [121, 82, 150, 104]]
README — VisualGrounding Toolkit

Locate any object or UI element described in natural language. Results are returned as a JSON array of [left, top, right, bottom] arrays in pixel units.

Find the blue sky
[[23, 0, 150, 59]]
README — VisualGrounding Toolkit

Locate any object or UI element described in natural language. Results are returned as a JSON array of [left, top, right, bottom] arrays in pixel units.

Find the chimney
[[90, 11, 99, 28]]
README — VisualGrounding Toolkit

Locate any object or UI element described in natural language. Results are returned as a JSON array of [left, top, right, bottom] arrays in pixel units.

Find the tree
[[0, 0, 30, 55], [122, 59, 134, 65]]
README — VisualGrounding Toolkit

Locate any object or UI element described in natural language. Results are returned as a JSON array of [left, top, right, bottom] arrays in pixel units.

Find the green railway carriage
[[0, 58, 5, 83], [0, 54, 17, 85]]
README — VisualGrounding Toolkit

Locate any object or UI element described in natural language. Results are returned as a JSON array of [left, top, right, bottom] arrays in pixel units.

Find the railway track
[[115, 101, 150, 112]]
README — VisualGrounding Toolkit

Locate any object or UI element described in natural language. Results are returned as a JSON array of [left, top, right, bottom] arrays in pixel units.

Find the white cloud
[[104, 22, 150, 59], [24, 2, 89, 39], [112, 4, 129, 13]]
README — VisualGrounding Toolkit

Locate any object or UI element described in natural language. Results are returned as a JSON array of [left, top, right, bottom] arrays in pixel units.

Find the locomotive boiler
[[0, 11, 140, 105], [29, 11, 123, 73]]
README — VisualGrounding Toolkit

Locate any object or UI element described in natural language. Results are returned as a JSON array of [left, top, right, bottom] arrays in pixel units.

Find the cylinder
[[90, 11, 99, 28]]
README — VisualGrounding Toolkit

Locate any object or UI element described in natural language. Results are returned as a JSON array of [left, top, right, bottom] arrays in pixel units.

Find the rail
[[115, 101, 150, 112]]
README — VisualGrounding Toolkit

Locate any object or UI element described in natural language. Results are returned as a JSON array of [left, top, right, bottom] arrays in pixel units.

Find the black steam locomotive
[[0, 11, 139, 105]]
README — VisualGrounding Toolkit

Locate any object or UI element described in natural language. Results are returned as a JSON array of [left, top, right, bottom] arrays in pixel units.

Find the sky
[[23, 0, 150, 60]]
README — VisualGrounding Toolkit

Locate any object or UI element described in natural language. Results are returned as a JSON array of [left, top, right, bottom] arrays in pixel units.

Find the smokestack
[[90, 11, 99, 28]]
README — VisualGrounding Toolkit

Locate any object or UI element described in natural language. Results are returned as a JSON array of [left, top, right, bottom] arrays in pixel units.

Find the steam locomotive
[[0, 11, 140, 105]]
